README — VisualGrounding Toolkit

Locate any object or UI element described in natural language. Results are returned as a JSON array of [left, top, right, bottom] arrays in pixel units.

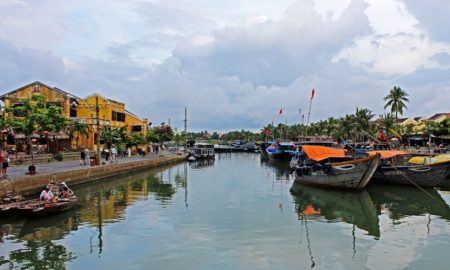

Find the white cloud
[[0, 0, 449, 131]]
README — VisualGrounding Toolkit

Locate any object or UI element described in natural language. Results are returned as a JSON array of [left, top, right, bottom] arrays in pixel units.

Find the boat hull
[[372, 160, 450, 187], [18, 200, 76, 218], [292, 155, 380, 189]]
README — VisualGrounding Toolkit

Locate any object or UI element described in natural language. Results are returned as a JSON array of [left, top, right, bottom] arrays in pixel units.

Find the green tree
[[4, 95, 68, 163], [68, 121, 90, 150], [383, 86, 409, 122]]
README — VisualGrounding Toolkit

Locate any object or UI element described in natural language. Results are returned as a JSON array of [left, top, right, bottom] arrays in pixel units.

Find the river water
[[1, 153, 450, 270]]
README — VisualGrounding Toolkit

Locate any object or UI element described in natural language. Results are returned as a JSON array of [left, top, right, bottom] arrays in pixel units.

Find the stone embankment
[[0, 154, 187, 197]]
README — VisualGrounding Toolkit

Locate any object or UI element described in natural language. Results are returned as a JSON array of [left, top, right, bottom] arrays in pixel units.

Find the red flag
[[265, 128, 270, 135], [311, 88, 315, 99], [279, 108, 283, 115]]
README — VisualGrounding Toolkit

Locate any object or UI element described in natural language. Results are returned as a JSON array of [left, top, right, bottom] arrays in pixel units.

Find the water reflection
[[260, 158, 291, 180], [367, 184, 450, 223], [0, 164, 189, 265], [188, 159, 214, 169], [290, 183, 380, 237]]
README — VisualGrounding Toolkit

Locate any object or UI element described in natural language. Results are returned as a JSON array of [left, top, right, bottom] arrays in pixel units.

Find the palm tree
[[69, 121, 89, 150], [354, 108, 374, 141], [383, 86, 409, 122]]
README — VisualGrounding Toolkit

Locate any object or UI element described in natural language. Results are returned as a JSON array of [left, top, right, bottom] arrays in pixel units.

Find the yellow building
[[0, 81, 148, 152]]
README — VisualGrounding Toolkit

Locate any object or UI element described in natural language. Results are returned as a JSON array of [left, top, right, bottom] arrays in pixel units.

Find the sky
[[0, 0, 449, 132]]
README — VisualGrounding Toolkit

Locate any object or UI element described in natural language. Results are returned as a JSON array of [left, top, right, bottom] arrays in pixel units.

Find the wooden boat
[[290, 145, 380, 189], [0, 199, 41, 217], [266, 141, 297, 161], [290, 183, 380, 237], [17, 197, 77, 218], [367, 150, 450, 187]]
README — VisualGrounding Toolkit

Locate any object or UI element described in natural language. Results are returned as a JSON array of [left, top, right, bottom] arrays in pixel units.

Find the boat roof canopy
[[301, 145, 346, 161], [367, 150, 409, 159]]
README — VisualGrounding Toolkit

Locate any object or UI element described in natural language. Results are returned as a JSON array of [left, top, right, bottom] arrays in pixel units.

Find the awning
[[367, 150, 410, 159], [302, 145, 346, 162]]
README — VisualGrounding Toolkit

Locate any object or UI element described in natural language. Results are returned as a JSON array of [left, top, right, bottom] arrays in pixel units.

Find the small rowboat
[[17, 197, 77, 218]]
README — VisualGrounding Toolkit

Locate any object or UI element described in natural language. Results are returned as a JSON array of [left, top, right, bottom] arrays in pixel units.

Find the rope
[[391, 164, 447, 206]]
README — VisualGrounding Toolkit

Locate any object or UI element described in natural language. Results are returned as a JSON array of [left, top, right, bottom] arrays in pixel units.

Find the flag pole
[[305, 88, 315, 136]]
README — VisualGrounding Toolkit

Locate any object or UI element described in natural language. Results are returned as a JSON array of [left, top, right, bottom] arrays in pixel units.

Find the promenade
[[0, 151, 187, 196]]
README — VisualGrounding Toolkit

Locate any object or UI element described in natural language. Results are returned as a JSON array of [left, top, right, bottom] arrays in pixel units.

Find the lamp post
[[96, 97, 100, 165]]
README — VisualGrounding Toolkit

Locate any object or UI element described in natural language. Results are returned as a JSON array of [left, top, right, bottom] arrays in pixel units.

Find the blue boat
[[265, 141, 297, 161]]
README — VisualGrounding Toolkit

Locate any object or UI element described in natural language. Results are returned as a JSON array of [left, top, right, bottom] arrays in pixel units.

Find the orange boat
[[290, 145, 380, 189]]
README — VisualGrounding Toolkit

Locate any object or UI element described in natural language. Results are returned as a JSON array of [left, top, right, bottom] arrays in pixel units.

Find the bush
[[54, 152, 63, 161]]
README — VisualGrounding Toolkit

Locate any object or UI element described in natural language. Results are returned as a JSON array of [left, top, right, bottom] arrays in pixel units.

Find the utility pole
[[184, 107, 187, 152], [96, 96, 100, 165]]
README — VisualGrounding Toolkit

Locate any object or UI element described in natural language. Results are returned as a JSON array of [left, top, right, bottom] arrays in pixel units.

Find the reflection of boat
[[189, 159, 215, 169], [290, 183, 380, 237], [17, 198, 77, 218], [18, 210, 78, 240], [367, 183, 450, 221], [266, 141, 297, 161], [367, 150, 450, 187], [291, 145, 380, 189]]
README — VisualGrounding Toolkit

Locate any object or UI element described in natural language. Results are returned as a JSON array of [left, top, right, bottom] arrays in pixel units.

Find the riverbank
[[0, 151, 187, 197]]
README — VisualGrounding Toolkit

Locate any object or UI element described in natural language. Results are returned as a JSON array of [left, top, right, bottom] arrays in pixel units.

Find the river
[[1, 153, 450, 270]]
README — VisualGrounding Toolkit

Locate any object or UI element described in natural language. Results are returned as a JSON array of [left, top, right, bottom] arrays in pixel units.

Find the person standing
[[80, 149, 86, 165], [1, 151, 9, 177], [111, 145, 117, 163], [0, 152, 4, 177], [84, 149, 90, 165]]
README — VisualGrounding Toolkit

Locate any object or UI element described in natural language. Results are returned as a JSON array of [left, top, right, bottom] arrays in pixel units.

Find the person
[[80, 149, 86, 165], [0, 151, 3, 177], [40, 187, 54, 201], [111, 145, 117, 163], [59, 186, 71, 199], [84, 149, 90, 165], [155, 144, 159, 155], [104, 149, 110, 162], [1, 151, 8, 177]]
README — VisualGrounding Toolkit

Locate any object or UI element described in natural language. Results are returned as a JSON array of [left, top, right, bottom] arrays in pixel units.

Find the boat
[[266, 141, 297, 161], [17, 197, 77, 218], [290, 145, 380, 189], [188, 142, 215, 160], [290, 183, 380, 237], [367, 150, 450, 187]]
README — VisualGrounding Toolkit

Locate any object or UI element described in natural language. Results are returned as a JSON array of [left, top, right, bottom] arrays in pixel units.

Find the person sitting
[[59, 186, 71, 199], [40, 187, 54, 201]]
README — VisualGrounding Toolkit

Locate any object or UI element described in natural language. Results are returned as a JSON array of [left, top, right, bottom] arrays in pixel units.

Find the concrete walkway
[[2, 151, 178, 181]]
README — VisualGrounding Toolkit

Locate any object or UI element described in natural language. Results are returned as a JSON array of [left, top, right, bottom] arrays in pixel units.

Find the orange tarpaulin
[[301, 145, 346, 161], [367, 150, 409, 159]]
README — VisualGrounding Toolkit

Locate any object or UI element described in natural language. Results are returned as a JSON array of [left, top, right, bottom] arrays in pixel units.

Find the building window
[[33, 84, 40, 92], [131, 125, 142, 132], [112, 111, 117, 121], [12, 103, 27, 117], [70, 98, 78, 117], [117, 112, 125, 122]]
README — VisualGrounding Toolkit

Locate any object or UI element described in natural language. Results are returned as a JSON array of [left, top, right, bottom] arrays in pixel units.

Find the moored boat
[[290, 145, 380, 189], [188, 142, 215, 160], [266, 141, 297, 161], [367, 150, 450, 187]]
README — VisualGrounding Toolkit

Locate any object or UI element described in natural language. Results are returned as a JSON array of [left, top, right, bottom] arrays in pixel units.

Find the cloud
[[0, 0, 450, 132]]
